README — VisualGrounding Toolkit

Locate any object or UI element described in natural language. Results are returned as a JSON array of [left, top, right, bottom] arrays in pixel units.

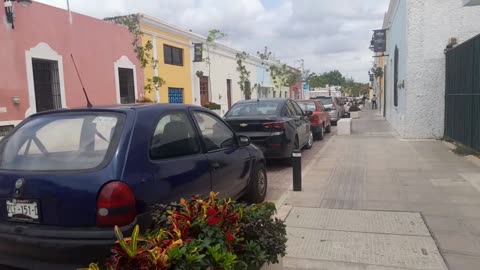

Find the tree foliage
[[236, 52, 252, 100], [308, 70, 346, 88], [105, 14, 165, 100]]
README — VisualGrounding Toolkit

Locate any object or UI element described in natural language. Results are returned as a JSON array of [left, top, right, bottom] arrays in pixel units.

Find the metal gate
[[445, 34, 480, 152]]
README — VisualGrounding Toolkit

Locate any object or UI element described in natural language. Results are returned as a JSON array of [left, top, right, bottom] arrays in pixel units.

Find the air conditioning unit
[[463, 0, 480, 6]]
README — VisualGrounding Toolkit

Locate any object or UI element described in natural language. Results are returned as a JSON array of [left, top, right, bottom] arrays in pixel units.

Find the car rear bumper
[[311, 125, 322, 134], [0, 220, 137, 270], [249, 133, 292, 159]]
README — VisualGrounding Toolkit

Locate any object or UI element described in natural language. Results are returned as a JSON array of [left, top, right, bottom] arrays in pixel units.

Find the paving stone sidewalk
[[278, 109, 480, 270]]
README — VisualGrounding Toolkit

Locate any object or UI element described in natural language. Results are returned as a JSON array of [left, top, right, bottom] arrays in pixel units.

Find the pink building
[[0, 1, 144, 135]]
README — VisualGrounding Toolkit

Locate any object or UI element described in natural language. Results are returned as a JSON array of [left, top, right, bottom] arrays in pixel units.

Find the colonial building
[[381, 0, 480, 139], [0, 1, 143, 135]]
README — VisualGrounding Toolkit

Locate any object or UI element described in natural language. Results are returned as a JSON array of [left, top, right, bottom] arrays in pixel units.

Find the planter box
[[337, 118, 352, 135], [350, 111, 360, 119], [261, 258, 283, 270]]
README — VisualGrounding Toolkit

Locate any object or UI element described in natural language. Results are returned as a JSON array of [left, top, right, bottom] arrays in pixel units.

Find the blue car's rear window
[[0, 112, 124, 171]]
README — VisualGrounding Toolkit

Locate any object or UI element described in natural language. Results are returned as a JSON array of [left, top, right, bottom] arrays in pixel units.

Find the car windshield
[[226, 102, 279, 116], [0, 112, 123, 171], [298, 102, 316, 112], [317, 98, 333, 106]]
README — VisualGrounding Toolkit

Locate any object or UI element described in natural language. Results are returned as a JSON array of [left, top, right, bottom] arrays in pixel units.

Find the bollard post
[[292, 149, 302, 192]]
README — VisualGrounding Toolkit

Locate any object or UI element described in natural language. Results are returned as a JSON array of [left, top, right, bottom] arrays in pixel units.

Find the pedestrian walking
[[372, 94, 378, 110]]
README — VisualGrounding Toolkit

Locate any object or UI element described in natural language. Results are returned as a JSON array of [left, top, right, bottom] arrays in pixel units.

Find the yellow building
[[139, 15, 196, 104]]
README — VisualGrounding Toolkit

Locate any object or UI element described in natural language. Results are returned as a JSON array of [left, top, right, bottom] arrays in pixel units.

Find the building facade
[[382, 0, 480, 138], [0, 1, 143, 133], [191, 43, 260, 115], [139, 16, 195, 104]]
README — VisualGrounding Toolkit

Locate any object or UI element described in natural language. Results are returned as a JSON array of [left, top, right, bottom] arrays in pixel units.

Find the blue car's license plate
[[6, 199, 40, 222]]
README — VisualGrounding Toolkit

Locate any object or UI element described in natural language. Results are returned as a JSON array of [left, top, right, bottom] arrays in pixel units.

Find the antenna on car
[[70, 54, 93, 108]]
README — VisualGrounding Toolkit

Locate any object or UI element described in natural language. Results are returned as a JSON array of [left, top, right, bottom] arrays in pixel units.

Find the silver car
[[314, 96, 345, 125]]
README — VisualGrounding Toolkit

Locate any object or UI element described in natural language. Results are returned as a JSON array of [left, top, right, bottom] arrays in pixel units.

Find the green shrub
[[84, 193, 287, 270], [203, 102, 221, 110]]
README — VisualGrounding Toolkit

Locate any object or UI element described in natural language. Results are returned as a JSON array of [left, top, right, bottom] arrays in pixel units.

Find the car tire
[[304, 130, 314, 149], [314, 125, 324, 140], [245, 163, 267, 203], [325, 124, 331, 133], [331, 120, 337, 126]]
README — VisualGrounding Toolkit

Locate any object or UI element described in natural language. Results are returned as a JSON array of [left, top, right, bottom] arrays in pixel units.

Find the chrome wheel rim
[[308, 131, 313, 146], [257, 169, 266, 196]]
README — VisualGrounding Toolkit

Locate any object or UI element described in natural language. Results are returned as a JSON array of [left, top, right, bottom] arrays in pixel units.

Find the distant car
[[0, 104, 266, 269], [297, 100, 331, 140], [312, 96, 345, 125], [224, 99, 313, 162]]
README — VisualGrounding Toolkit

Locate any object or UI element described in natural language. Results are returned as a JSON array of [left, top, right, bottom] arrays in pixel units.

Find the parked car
[[224, 99, 313, 162], [312, 96, 345, 125], [296, 99, 331, 140], [0, 104, 266, 269]]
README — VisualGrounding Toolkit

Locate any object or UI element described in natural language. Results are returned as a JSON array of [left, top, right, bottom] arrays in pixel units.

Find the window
[[394, 46, 399, 107], [0, 113, 122, 171], [286, 101, 296, 116], [291, 101, 304, 116], [226, 101, 279, 117], [164, 44, 183, 66], [168, 88, 184, 103], [193, 112, 235, 151], [150, 112, 200, 160], [118, 68, 135, 104], [298, 102, 316, 112], [32, 58, 61, 112]]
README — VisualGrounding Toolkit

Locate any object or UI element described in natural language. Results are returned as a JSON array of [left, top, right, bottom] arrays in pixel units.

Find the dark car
[[0, 104, 266, 269], [297, 100, 331, 140], [224, 99, 313, 161]]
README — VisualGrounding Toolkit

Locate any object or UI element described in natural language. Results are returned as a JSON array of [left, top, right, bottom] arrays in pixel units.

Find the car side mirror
[[306, 111, 313, 117], [238, 135, 251, 146], [325, 108, 332, 112]]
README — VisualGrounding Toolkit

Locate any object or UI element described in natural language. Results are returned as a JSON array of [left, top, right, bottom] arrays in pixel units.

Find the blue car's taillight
[[96, 181, 136, 227]]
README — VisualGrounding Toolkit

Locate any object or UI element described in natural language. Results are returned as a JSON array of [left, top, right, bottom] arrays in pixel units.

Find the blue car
[[0, 104, 267, 269]]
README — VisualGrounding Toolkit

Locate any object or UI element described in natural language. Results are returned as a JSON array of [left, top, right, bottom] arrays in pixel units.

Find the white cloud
[[35, 0, 389, 82]]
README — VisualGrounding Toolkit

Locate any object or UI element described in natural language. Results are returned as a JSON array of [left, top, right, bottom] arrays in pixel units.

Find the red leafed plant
[[84, 192, 286, 270]]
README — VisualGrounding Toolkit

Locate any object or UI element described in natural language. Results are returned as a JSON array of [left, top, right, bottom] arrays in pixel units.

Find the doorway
[[32, 58, 61, 112], [383, 65, 387, 117], [226, 79, 232, 109], [118, 68, 135, 104], [200, 76, 209, 105]]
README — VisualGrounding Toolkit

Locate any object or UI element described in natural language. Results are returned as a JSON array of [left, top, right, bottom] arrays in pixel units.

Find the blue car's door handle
[[210, 162, 221, 171]]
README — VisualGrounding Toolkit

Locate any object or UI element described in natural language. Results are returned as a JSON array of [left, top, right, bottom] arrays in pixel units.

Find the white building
[[191, 42, 262, 115], [192, 41, 294, 115], [382, 0, 480, 139]]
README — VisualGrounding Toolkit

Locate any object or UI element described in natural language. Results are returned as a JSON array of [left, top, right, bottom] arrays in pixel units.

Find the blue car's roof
[[31, 103, 203, 116]]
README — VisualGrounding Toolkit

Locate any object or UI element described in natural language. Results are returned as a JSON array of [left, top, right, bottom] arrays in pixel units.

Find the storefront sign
[[372, 29, 387, 53]]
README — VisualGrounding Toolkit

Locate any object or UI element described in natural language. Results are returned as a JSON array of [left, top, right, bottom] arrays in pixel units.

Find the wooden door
[[226, 79, 232, 109], [200, 76, 209, 105]]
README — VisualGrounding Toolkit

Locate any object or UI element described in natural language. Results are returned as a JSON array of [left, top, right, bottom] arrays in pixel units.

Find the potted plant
[[84, 192, 287, 270], [203, 102, 222, 115]]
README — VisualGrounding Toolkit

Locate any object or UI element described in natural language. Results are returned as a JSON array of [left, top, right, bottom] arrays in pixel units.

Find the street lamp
[[4, 0, 32, 29]]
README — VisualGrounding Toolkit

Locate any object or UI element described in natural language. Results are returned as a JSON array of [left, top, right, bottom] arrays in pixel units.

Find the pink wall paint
[[290, 81, 302, 100], [0, 1, 144, 123]]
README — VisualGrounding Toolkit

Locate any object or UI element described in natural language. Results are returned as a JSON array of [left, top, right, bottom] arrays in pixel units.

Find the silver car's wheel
[[305, 131, 314, 149]]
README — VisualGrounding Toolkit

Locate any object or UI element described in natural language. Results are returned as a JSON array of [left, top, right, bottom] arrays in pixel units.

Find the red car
[[297, 100, 331, 140]]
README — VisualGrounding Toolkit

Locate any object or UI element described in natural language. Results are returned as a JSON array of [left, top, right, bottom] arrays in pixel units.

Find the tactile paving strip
[[286, 207, 430, 236]]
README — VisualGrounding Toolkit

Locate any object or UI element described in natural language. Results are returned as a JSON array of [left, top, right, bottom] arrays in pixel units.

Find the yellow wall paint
[[140, 23, 193, 104]]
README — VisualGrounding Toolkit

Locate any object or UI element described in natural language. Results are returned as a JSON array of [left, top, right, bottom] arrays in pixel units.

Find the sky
[[36, 0, 389, 82]]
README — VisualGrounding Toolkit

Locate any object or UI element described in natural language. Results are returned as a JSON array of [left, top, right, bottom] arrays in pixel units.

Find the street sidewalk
[[276, 108, 480, 270]]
